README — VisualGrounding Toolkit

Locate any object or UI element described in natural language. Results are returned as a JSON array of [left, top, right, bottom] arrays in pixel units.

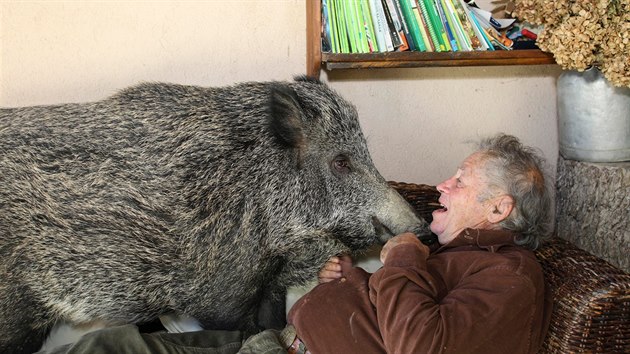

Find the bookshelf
[[306, 0, 556, 78]]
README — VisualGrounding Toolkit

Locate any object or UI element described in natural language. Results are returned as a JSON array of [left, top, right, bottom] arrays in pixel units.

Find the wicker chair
[[389, 181, 630, 354]]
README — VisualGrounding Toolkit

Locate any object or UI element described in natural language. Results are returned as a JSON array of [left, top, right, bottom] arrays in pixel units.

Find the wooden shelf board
[[321, 50, 556, 71]]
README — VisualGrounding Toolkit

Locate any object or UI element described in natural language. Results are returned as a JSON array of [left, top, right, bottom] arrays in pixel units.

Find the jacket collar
[[434, 228, 521, 254]]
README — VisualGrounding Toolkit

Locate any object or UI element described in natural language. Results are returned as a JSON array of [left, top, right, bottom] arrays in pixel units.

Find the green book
[[422, 0, 448, 51], [443, 0, 468, 50], [417, 0, 440, 51], [335, 0, 350, 53], [346, 0, 369, 53], [398, 0, 427, 51], [361, 0, 379, 52], [343, 0, 358, 52], [447, 0, 473, 50], [354, 0, 370, 52], [324, 0, 338, 53], [412, 1, 434, 51]]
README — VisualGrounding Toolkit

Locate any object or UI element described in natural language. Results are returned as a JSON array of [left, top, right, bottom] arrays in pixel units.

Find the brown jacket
[[288, 228, 551, 354]]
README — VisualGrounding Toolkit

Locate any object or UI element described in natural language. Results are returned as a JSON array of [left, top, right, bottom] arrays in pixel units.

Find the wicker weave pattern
[[534, 237, 630, 353], [388, 181, 441, 222], [389, 181, 630, 354]]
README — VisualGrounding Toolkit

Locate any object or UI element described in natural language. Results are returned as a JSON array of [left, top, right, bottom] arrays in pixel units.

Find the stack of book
[[321, 0, 513, 54]]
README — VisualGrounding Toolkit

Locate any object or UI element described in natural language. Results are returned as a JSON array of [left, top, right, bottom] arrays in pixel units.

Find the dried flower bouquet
[[514, 0, 629, 87]]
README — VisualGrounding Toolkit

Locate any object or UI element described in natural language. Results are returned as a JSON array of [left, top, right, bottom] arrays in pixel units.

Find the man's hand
[[380, 232, 425, 264], [318, 255, 353, 283]]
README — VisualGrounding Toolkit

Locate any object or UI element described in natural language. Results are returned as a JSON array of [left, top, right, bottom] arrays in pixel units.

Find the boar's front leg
[[0, 280, 51, 354], [256, 286, 287, 330]]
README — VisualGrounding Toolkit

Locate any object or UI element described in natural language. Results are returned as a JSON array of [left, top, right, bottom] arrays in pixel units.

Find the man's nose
[[436, 177, 455, 193]]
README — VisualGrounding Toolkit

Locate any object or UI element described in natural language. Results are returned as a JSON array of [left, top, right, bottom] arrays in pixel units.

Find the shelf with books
[[306, 0, 556, 78]]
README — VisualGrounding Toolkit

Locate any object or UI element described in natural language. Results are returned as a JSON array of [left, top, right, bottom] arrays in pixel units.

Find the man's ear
[[487, 195, 514, 224]]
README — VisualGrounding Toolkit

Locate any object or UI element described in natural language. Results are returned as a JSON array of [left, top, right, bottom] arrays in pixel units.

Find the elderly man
[[288, 133, 553, 354]]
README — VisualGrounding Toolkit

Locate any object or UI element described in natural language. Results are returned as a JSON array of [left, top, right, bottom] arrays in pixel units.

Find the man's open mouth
[[430, 202, 448, 213]]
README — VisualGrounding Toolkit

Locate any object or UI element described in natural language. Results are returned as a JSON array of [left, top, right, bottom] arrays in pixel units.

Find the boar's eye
[[332, 155, 351, 174]]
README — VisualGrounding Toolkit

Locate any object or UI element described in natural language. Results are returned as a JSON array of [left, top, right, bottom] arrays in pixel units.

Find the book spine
[[416, 0, 440, 52], [345, 0, 355, 52], [381, 0, 404, 49], [433, 0, 453, 51], [398, 0, 427, 51], [387, 0, 413, 51], [342, 0, 353, 52], [444, 0, 472, 51], [362, 0, 380, 52], [467, 4, 494, 50], [366, 0, 385, 51], [369, 0, 395, 52], [354, 0, 370, 53], [421, 0, 447, 51], [440, 0, 463, 50], [347, 0, 364, 52], [411, 2, 434, 52], [453, 0, 483, 50], [328, 0, 340, 53], [436, 0, 456, 51], [375, 0, 395, 51], [322, 0, 333, 53], [335, 0, 351, 53]]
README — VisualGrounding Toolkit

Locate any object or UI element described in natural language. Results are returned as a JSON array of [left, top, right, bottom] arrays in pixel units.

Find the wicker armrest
[[534, 237, 630, 353], [389, 181, 630, 353]]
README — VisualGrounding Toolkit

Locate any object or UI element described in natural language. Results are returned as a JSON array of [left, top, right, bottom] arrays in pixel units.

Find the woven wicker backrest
[[534, 237, 630, 353], [389, 181, 630, 353]]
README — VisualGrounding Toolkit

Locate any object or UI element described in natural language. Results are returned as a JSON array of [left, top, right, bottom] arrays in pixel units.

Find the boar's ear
[[268, 84, 306, 150]]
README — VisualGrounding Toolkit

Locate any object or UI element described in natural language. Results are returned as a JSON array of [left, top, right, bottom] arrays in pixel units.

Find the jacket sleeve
[[368, 244, 538, 354]]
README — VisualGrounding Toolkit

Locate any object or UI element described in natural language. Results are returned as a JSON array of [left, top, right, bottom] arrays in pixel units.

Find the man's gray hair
[[476, 134, 553, 250]]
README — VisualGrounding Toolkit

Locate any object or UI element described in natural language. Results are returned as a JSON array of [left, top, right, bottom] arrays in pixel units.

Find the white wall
[[1, 0, 561, 186], [323, 66, 561, 184]]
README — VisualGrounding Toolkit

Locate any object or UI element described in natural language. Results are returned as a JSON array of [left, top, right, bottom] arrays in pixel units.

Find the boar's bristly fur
[[0, 77, 428, 353]]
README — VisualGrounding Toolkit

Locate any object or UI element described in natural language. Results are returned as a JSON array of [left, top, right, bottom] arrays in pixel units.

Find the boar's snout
[[372, 215, 432, 245], [372, 215, 395, 241], [369, 186, 435, 246]]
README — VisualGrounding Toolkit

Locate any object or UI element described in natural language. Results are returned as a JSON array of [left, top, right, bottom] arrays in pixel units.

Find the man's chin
[[429, 223, 442, 237]]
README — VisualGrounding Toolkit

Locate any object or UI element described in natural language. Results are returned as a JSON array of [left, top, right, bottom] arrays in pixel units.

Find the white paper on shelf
[[469, 6, 515, 29]]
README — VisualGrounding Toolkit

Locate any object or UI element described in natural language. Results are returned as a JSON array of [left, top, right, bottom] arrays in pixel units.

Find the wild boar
[[0, 77, 429, 353]]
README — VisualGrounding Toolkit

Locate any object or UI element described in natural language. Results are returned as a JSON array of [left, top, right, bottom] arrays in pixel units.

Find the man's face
[[430, 153, 494, 244]]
